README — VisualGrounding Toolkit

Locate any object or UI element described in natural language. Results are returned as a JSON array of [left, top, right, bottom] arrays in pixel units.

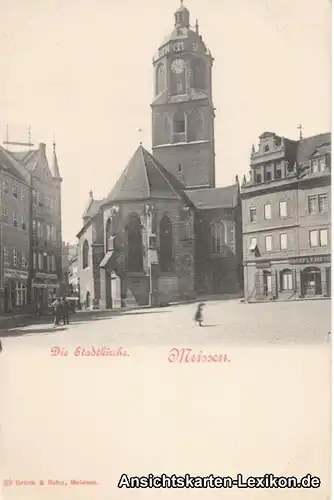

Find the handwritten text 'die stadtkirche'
[[50, 346, 130, 357]]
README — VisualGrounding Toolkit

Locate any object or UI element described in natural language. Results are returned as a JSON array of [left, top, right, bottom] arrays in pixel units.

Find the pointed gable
[[82, 191, 103, 219], [104, 145, 183, 204], [8, 143, 54, 180]]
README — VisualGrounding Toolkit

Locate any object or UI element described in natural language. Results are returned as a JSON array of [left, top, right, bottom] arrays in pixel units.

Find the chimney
[[39, 142, 46, 154]]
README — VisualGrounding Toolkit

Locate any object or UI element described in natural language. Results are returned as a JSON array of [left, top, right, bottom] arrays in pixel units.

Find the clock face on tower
[[171, 58, 185, 74]]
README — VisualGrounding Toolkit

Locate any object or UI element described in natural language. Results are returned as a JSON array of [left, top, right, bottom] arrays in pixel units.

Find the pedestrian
[[52, 298, 62, 326], [61, 297, 70, 325], [194, 302, 205, 327], [0, 339, 2, 353]]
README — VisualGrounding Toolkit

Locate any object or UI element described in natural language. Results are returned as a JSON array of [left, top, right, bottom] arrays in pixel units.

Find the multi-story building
[[0, 141, 63, 311], [241, 131, 331, 301], [75, 4, 243, 309], [0, 145, 31, 312]]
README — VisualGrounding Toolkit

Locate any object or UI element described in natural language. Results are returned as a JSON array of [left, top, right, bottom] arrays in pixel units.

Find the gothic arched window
[[126, 213, 143, 272], [159, 215, 173, 272], [193, 58, 206, 89], [173, 110, 186, 143], [105, 217, 115, 251], [82, 240, 89, 269], [211, 222, 226, 254], [156, 63, 165, 95]]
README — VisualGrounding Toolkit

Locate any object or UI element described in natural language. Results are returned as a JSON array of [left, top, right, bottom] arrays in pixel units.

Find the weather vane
[[297, 124, 303, 140], [136, 127, 143, 145]]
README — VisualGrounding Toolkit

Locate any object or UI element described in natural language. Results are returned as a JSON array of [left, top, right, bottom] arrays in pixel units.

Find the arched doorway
[[302, 267, 322, 296], [263, 270, 272, 297], [86, 291, 91, 309]]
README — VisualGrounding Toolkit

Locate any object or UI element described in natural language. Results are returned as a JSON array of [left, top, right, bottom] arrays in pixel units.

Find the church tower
[[151, 2, 215, 189]]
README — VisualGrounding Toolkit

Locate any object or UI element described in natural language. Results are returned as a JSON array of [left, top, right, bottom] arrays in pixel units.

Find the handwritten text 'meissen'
[[50, 346, 130, 357], [168, 348, 230, 364]]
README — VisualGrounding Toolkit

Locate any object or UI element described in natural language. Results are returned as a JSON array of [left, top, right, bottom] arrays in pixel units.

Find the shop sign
[[256, 261, 271, 269], [289, 255, 331, 265], [36, 272, 58, 280], [4, 269, 28, 280]]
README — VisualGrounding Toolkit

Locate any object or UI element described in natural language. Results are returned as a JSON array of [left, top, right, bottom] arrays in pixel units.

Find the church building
[[76, 3, 243, 309]]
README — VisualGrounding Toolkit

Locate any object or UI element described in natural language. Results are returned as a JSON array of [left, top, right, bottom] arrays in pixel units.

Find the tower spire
[[51, 138, 62, 180], [174, 0, 190, 28]]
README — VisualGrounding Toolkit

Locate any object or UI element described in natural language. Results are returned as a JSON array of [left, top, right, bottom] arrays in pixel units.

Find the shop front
[[32, 272, 60, 307], [3, 268, 29, 313], [249, 254, 331, 301]]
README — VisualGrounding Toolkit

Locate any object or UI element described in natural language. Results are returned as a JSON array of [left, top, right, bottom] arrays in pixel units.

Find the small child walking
[[194, 302, 204, 326]]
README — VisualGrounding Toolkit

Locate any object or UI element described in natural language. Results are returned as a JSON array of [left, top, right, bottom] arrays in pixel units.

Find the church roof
[[103, 145, 184, 204], [185, 184, 239, 210]]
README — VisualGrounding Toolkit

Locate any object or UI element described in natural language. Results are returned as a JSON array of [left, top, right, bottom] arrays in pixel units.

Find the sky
[[0, 0, 331, 243]]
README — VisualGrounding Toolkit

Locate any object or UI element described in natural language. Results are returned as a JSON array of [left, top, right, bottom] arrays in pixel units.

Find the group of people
[[52, 297, 70, 326]]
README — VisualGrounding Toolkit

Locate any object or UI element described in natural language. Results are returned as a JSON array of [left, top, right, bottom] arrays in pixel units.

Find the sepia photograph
[[0, 0, 331, 499]]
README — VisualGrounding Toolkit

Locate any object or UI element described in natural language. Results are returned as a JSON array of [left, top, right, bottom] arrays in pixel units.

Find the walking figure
[[52, 298, 62, 326], [61, 297, 70, 325], [0, 340, 2, 353], [194, 302, 205, 327]]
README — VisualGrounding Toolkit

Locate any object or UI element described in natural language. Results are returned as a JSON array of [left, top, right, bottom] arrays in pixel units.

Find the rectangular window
[[50, 199, 53, 213], [33, 251, 37, 269], [22, 253, 26, 268], [3, 208, 8, 223], [318, 194, 328, 213], [13, 249, 17, 267], [280, 233, 287, 250], [265, 170, 272, 182], [320, 229, 328, 247], [249, 207, 257, 223], [249, 237, 257, 252], [275, 165, 282, 179], [32, 219, 36, 235], [309, 230, 318, 247], [3, 181, 8, 193], [265, 235, 272, 252], [311, 160, 318, 173], [319, 157, 326, 172], [13, 213, 18, 228], [37, 220, 41, 237], [32, 189, 37, 205], [264, 204, 272, 220], [279, 201, 287, 218], [254, 169, 262, 183], [21, 190, 25, 201], [4, 247, 8, 266], [308, 196, 317, 214], [38, 253, 44, 270], [52, 255, 56, 271], [12, 185, 18, 198], [21, 216, 26, 230]]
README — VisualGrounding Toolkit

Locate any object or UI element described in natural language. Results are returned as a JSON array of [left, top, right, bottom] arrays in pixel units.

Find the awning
[[249, 240, 258, 252], [99, 250, 115, 269]]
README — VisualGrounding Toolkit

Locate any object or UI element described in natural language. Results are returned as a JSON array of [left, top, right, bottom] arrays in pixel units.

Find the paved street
[[0, 299, 331, 500]]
